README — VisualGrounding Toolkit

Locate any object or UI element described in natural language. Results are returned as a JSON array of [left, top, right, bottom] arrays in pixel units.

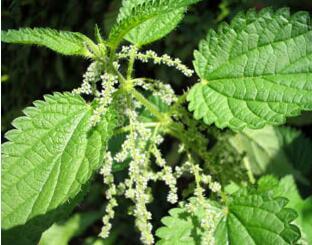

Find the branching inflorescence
[[71, 44, 223, 244]]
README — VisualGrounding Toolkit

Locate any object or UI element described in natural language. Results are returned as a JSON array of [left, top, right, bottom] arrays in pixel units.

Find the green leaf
[[157, 182, 301, 244], [299, 197, 312, 244], [1, 93, 116, 243], [156, 199, 219, 244], [2, 184, 89, 245], [109, 0, 201, 48], [108, 133, 131, 173], [84, 234, 119, 245], [139, 95, 170, 122], [39, 210, 102, 245], [259, 175, 312, 244], [229, 126, 312, 184], [214, 188, 300, 245], [187, 8, 312, 130], [1, 28, 94, 56], [278, 127, 312, 174]]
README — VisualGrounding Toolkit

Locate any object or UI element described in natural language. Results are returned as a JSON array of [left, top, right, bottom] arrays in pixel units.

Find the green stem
[[243, 158, 256, 184], [107, 49, 167, 123], [107, 48, 217, 179], [111, 63, 127, 85], [147, 125, 160, 153], [187, 152, 201, 186], [91, 81, 97, 95], [131, 88, 165, 121], [127, 46, 136, 80], [220, 191, 229, 205], [114, 122, 159, 135], [131, 78, 158, 84], [166, 122, 193, 151]]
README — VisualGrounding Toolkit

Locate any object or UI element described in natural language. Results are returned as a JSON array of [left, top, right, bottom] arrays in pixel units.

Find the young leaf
[[157, 182, 301, 244], [1, 93, 116, 240], [229, 126, 312, 184], [1, 28, 94, 56], [109, 0, 201, 48], [187, 8, 312, 130]]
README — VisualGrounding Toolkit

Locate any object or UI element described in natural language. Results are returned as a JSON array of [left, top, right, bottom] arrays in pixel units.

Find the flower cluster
[[91, 72, 118, 125], [118, 46, 194, 77], [123, 107, 155, 245], [100, 95, 178, 244], [154, 83, 177, 105], [184, 199, 223, 245], [72, 61, 121, 126], [99, 110, 223, 244], [73, 61, 103, 95], [174, 145, 222, 206], [97, 94, 223, 244], [188, 169, 223, 243], [133, 79, 177, 106], [200, 203, 223, 245], [161, 166, 178, 204], [72, 39, 228, 245], [99, 152, 118, 238]]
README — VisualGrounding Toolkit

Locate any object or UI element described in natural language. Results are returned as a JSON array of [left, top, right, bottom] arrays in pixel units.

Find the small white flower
[[210, 181, 221, 193], [117, 45, 194, 77]]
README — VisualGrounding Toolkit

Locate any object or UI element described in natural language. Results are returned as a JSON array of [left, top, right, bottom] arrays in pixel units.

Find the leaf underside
[[1, 93, 116, 241], [109, 0, 201, 48], [188, 8, 312, 130], [229, 126, 311, 184], [39, 210, 102, 245], [1, 28, 92, 56]]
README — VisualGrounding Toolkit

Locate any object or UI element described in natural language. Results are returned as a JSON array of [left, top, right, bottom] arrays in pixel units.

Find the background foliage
[[2, 0, 312, 244]]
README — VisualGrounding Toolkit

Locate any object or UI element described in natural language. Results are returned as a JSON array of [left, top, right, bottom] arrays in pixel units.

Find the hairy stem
[[127, 46, 137, 80], [131, 88, 166, 121], [243, 158, 255, 184], [114, 122, 159, 135], [108, 53, 217, 178]]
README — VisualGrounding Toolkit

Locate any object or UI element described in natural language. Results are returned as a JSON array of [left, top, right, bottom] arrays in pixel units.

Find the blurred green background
[[2, 0, 312, 244]]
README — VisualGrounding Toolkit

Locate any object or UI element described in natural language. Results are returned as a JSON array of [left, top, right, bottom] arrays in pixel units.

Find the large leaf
[[1, 28, 94, 56], [157, 181, 301, 244], [1, 93, 116, 243], [109, 0, 201, 48], [259, 175, 312, 244], [229, 126, 312, 184], [187, 8, 312, 130], [214, 189, 300, 244]]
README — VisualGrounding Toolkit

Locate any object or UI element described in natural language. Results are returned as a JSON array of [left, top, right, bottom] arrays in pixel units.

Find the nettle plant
[[2, 1, 312, 245]]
